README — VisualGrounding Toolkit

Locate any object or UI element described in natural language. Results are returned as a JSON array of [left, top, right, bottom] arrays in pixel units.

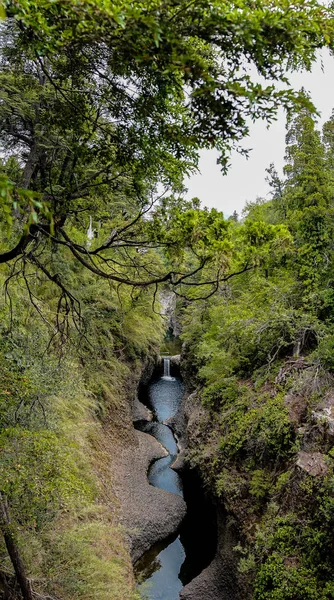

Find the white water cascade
[[164, 356, 170, 378], [87, 215, 94, 248], [162, 356, 174, 381]]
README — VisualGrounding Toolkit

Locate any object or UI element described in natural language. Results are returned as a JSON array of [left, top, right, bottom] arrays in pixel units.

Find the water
[[137, 421, 182, 496], [162, 357, 175, 382], [137, 536, 186, 600], [164, 357, 171, 378], [135, 366, 217, 599], [146, 377, 181, 422], [136, 374, 184, 598]]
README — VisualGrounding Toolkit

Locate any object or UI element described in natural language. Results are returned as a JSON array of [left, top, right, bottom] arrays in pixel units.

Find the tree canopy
[[0, 0, 334, 313]]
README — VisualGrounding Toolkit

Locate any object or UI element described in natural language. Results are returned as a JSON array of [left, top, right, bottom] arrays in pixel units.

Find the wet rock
[[170, 354, 181, 367], [170, 449, 186, 472], [180, 513, 240, 600], [180, 558, 234, 600], [133, 395, 152, 422]]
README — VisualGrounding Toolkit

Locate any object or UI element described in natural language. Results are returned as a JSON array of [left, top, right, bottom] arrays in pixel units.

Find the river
[[134, 358, 216, 600]]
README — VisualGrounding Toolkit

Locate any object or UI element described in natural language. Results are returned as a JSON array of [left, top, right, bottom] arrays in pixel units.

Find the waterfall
[[164, 357, 170, 378], [161, 356, 175, 381], [87, 215, 94, 248]]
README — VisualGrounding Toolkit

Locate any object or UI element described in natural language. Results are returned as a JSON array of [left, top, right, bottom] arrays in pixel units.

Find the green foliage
[[4, 0, 333, 170], [254, 556, 334, 600], [252, 471, 334, 599], [266, 103, 334, 307], [0, 173, 53, 233], [202, 376, 240, 408], [1, 2, 334, 598], [0, 427, 95, 528], [218, 391, 295, 464], [0, 243, 161, 599], [1, 0, 334, 303], [183, 270, 322, 384], [44, 517, 141, 600], [249, 470, 273, 501], [312, 332, 334, 372], [180, 103, 334, 600]]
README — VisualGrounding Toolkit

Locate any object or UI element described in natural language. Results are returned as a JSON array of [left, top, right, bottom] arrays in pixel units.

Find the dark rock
[[170, 354, 181, 366], [133, 396, 152, 422], [180, 513, 241, 600], [172, 388, 248, 600]]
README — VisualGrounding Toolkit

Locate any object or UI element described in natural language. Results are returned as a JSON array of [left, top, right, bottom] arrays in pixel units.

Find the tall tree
[[283, 105, 334, 300]]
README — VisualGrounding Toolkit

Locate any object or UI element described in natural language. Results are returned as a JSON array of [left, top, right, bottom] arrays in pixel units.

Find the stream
[[134, 358, 216, 600]]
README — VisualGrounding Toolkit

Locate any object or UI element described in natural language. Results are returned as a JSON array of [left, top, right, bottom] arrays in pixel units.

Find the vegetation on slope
[[1, 1, 334, 599], [181, 107, 334, 599], [0, 240, 163, 600]]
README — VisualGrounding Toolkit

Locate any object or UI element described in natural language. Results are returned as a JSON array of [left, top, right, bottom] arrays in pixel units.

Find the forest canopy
[[0, 0, 334, 312]]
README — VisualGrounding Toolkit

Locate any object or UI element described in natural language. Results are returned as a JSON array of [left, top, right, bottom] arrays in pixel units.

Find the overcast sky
[[185, 49, 334, 218]]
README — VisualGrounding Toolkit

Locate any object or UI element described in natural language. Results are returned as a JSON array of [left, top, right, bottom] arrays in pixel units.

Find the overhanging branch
[[0, 233, 33, 264]]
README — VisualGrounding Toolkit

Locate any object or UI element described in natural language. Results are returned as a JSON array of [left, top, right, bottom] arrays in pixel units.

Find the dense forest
[[0, 1, 334, 600], [181, 106, 334, 599]]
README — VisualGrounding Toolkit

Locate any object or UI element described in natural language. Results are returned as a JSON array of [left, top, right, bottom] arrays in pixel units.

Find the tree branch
[[0, 233, 33, 264], [0, 492, 33, 600]]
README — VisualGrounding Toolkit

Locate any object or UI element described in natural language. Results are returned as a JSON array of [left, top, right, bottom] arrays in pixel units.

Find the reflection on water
[[139, 538, 186, 600], [149, 455, 183, 496], [136, 420, 182, 496], [147, 377, 184, 422], [137, 422, 178, 456]]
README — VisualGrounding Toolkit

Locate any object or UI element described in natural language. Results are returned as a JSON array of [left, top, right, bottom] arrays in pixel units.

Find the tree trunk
[[21, 142, 38, 189], [0, 493, 33, 600]]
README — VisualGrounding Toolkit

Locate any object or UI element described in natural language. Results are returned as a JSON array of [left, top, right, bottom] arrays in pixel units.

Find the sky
[[185, 49, 334, 218]]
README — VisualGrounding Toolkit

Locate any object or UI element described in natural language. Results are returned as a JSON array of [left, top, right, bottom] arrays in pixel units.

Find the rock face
[[170, 389, 243, 600], [159, 291, 181, 337], [111, 430, 186, 563], [168, 390, 206, 461], [180, 513, 240, 600], [170, 354, 181, 367], [312, 394, 334, 440], [296, 451, 328, 476], [133, 396, 153, 422]]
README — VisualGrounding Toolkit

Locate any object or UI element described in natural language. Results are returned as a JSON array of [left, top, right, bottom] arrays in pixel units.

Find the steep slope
[[0, 256, 166, 600]]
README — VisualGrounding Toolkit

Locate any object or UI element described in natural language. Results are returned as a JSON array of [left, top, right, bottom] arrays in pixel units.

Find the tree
[[0, 0, 333, 309], [322, 109, 334, 189], [229, 210, 239, 222], [283, 104, 334, 300], [0, 492, 33, 600]]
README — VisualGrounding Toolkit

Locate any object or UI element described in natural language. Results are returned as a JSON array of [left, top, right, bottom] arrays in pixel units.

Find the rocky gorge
[[109, 339, 334, 600]]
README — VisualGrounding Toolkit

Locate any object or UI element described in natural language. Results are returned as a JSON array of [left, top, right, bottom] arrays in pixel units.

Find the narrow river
[[134, 358, 216, 600]]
